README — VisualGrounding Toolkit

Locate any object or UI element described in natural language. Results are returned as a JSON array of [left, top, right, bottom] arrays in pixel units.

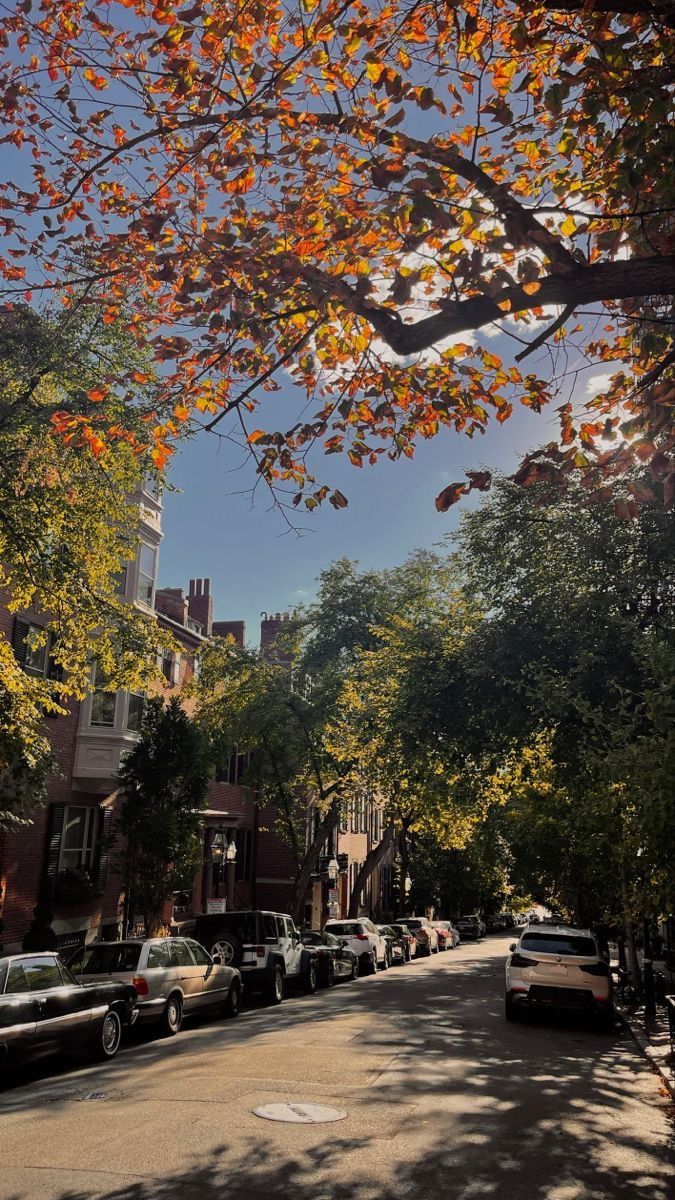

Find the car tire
[[325, 960, 336, 988], [209, 932, 242, 968], [381, 949, 389, 971], [90, 1008, 122, 1061], [350, 958, 359, 981], [265, 966, 284, 1005], [504, 995, 518, 1022], [370, 952, 378, 974], [223, 981, 241, 1019], [303, 960, 318, 995], [160, 994, 183, 1037]]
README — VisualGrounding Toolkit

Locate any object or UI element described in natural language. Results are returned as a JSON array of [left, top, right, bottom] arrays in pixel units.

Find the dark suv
[[194, 910, 319, 1004]]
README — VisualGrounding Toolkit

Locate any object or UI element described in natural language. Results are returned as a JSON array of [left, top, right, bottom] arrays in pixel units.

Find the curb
[[617, 1006, 675, 1099]]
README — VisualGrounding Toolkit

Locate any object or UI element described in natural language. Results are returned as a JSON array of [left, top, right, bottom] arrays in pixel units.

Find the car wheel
[[325, 960, 336, 988], [265, 966, 284, 1005], [370, 952, 378, 974], [160, 994, 183, 1037], [504, 995, 518, 1022], [210, 932, 242, 968], [223, 981, 241, 1019], [380, 948, 389, 971], [90, 1008, 122, 1061], [350, 958, 359, 981], [303, 960, 318, 994]]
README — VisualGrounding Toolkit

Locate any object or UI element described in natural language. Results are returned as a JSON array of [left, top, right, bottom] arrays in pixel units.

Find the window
[[59, 806, 97, 872], [5, 962, 28, 994], [115, 565, 128, 598], [126, 691, 145, 733], [90, 664, 116, 727], [70, 944, 141, 974], [263, 915, 278, 941], [160, 649, 173, 682], [361, 799, 368, 834], [136, 542, 156, 606], [520, 934, 598, 957], [12, 619, 63, 681], [170, 941, 195, 968], [24, 626, 48, 677], [215, 748, 251, 785], [146, 942, 172, 969], [275, 916, 286, 938], [23, 957, 64, 991], [339, 804, 348, 835], [187, 941, 210, 966]]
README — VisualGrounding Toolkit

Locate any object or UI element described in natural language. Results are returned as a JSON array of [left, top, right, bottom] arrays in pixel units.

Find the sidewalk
[[616, 995, 675, 1098]]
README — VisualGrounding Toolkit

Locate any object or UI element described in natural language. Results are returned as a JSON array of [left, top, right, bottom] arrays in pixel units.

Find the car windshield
[[70, 944, 141, 974], [327, 923, 361, 936], [405, 920, 422, 929], [390, 925, 408, 935], [301, 932, 324, 945], [520, 933, 597, 957]]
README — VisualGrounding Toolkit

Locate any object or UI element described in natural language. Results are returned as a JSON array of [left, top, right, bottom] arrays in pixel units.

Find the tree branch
[[515, 303, 575, 362]]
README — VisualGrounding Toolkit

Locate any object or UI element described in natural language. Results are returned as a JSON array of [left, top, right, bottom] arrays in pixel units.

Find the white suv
[[505, 924, 613, 1024], [194, 910, 319, 1004], [325, 918, 389, 973]]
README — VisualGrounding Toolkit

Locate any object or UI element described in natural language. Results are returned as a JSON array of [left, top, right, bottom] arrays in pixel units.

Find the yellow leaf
[[497, 298, 512, 312], [522, 281, 541, 296], [560, 215, 576, 237]]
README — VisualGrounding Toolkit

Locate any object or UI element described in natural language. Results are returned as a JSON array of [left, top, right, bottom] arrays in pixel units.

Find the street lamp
[[226, 838, 237, 863], [327, 855, 339, 883], [404, 874, 413, 896]]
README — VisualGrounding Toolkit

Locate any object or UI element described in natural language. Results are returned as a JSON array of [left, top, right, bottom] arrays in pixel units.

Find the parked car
[[0, 951, 137, 1067], [389, 923, 417, 960], [505, 924, 614, 1024], [397, 917, 439, 956], [378, 925, 407, 964], [456, 914, 484, 940], [324, 918, 389, 974], [431, 922, 454, 951], [193, 909, 318, 1004], [300, 930, 359, 985], [67, 937, 241, 1035]]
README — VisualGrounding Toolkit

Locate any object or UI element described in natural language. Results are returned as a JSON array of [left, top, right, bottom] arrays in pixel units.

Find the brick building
[[0, 526, 393, 952]]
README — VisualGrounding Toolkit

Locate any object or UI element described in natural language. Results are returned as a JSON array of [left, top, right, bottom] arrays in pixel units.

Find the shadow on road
[[2, 937, 673, 1200]]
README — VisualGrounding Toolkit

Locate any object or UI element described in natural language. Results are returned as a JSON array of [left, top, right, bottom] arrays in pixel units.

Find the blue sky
[[158, 385, 553, 645]]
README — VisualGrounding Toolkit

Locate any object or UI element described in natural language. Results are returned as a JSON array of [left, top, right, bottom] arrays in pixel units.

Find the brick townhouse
[[0, 493, 393, 951]]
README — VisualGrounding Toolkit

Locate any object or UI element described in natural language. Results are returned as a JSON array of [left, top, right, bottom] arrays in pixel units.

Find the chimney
[[188, 575, 213, 635], [212, 620, 246, 647], [260, 610, 293, 669]]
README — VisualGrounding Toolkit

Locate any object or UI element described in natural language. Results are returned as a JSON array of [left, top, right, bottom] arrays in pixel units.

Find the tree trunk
[[289, 800, 340, 924], [348, 820, 397, 918]]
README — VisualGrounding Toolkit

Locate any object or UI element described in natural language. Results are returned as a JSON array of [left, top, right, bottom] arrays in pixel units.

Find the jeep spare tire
[[210, 931, 242, 967]]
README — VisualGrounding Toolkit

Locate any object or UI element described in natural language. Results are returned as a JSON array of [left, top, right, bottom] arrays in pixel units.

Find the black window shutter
[[96, 805, 115, 889], [12, 617, 30, 666], [45, 804, 65, 877]]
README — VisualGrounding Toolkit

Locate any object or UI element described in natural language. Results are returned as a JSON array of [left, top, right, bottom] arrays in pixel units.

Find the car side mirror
[[509, 943, 517, 953], [212, 953, 222, 965]]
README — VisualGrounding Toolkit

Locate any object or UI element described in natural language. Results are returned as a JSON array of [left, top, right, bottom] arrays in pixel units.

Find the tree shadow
[[1, 937, 673, 1200]]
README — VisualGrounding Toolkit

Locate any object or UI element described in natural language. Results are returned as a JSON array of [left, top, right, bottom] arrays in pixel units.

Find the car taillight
[[132, 975, 149, 996], [254, 945, 266, 958], [510, 953, 539, 968], [355, 934, 370, 941], [580, 961, 610, 976]]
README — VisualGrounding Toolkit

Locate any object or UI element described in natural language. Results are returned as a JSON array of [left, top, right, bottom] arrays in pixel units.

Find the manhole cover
[[253, 1102, 347, 1124], [80, 1091, 109, 1101]]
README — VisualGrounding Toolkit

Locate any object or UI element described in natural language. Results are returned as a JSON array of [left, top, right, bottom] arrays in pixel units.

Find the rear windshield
[[521, 934, 597, 957], [404, 920, 422, 929], [70, 944, 141, 974], [327, 923, 362, 936], [301, 932, 324, 945]]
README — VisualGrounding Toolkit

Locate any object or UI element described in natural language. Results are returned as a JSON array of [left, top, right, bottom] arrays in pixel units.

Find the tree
[[0, 1, 672, 509], [118, 697, 210, 936], [0, 305, 169, 828], [455, 476, 675, 929]]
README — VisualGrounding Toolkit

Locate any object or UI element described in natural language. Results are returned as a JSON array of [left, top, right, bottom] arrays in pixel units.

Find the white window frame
[[136, 541, 156, 608], [59, 805, 98, 873]]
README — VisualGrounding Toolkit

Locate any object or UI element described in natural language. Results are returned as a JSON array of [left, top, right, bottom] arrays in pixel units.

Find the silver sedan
[[67, 937, 241, 1035]]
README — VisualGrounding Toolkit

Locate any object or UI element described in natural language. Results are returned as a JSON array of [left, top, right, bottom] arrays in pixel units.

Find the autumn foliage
[[0, 0, 673, 509]]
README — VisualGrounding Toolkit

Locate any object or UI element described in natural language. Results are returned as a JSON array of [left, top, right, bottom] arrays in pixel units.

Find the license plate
[[548, 964, 567, 974]]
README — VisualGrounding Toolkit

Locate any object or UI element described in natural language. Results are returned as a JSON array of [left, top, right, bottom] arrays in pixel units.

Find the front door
[[23, 956, 92, 1048], [284, 918, 303, 977], [167, 940, 203, 1011], [186, 940, 227, 1007]]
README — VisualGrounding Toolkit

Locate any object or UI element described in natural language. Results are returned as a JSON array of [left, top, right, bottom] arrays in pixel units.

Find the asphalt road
[[1, 935, 673, 1200]]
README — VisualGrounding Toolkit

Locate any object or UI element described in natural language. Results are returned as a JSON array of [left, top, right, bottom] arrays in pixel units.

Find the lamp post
[[211, 829, 226, 898], [225, 837, 237, 911]]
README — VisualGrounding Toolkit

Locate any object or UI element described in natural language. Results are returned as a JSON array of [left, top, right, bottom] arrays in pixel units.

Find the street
[[1, 935, 673, 1200]]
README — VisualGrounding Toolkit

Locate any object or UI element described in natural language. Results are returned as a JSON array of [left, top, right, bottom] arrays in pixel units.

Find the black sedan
[[0, 951, 137, 1068], [300, 930, 359, 985], [378, 925, 407, 965]]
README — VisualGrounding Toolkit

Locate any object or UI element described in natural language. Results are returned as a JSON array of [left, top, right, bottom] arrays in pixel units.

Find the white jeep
[[194, 910, 319, 1004]]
